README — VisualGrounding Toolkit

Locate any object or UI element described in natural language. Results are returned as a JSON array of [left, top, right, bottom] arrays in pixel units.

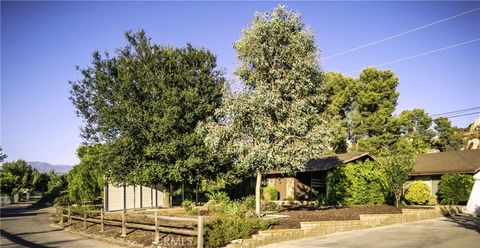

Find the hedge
[[438, 173, 474, 205], [327, 159, 388, 205]]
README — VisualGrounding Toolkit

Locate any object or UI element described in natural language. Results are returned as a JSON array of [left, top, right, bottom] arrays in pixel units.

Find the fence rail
[[56, 206, 204, 247]]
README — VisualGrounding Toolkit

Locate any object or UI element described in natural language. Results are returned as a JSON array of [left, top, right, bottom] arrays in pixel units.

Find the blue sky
[[1, 1, 479, 165]]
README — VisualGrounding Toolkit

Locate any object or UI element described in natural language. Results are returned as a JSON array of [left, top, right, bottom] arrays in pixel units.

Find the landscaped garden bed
[[270, 205, 402, 229]]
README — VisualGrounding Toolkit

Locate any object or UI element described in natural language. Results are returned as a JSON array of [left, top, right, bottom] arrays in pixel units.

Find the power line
[[440, 112, 480, 119], [321, 7, 480, 61], [431, 107, 480, 117], [343, 38, 480, 75]]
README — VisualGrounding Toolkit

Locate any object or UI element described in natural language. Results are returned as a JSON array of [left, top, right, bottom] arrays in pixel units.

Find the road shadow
[[0, 207, 40, 218], [442, 214, 480, 233], [0, 228, 50, 248]]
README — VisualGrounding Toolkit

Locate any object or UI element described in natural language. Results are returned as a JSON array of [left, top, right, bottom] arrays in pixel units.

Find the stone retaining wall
[[226, 205, 464, 248]]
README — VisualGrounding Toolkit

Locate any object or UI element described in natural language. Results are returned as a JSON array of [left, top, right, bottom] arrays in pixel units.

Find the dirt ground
[[272, 205, 402, 229], [56, 209, 198, 248]]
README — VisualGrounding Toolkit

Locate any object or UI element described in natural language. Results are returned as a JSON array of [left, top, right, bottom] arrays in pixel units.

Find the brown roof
[[412, 150, 480, 176], [265, 152, 374, 174]]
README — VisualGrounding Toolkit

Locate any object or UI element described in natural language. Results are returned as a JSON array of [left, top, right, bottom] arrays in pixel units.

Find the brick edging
[[226, 205, 465, 248]]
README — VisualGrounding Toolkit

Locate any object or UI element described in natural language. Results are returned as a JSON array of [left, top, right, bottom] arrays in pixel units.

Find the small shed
[[104, 183, 170, 211], [264, 152, 375, 201]]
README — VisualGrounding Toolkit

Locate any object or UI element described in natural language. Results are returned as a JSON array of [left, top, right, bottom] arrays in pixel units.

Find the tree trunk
[[395, 190, 401, 208], [255, 172, 262, 216]]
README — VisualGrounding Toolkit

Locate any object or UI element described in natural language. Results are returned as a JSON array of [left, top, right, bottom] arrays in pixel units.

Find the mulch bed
[[272, 205, 402, 229]]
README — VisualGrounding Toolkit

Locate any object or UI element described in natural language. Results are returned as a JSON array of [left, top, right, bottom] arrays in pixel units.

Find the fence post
[[152, 211, 159, 245], [83, 206, 87, 229], [100, 208, 104, 232], [68, 205, 72, 225], [121, 210, 127, 237], [59, 207, 64, 224], [197, 215, 204, 248]]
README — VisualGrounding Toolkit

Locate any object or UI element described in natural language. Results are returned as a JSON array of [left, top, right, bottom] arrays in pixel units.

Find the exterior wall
[[105, 183, 165, 211], [408, 176, 441, 196], [466, 171, 480, 214], [267, 177, 288, 200], [266, 171, 328, 201]]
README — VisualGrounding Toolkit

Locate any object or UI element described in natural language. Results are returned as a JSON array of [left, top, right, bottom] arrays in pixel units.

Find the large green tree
[[350, 67, 400, 152], [205, 5, 332, 215], [1, 160, 38, 193], [323, 72, 355, 153], [70, 31, 228, 192], [432, 117, 462, 151], [390, 108, 435, 153], [68, 145, 105, 204]]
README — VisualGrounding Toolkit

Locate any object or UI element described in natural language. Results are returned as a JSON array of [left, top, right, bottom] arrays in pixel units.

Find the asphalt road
[[262, 215, 480, 248], [0, 202, 124, 248]]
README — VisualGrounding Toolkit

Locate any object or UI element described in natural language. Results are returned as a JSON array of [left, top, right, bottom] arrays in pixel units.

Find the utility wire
[[321, 7, 480, 61], [431, 107, 480, 117], [343, 38, 480, 75], [439, 112, 480, 119]]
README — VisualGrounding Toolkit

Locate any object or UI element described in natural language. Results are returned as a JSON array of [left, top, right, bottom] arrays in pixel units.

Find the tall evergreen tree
[[205, 5, 332, 215], [433, 117, 461, 151]]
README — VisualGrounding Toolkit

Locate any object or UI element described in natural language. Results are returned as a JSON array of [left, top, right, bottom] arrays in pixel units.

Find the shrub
[[438, 173, 474, 205], [285, 195, 295, 202], [405, 181, 430, 205], [327, 160, 388, 205], [181, 200, 198, 215], [206, 191, 230, 204], [204, 215, 271, 247], [203, 196, 271, 247], [262, 186, 279, 201], [316, 193, 327, 206], [427, 195, 437, 206]]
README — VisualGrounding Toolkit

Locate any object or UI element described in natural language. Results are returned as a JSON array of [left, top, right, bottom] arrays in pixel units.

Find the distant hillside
[[28, 161, 72, 173]]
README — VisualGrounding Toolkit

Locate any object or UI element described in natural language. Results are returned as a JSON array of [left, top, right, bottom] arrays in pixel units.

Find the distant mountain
[[28, 161, 73, 173]]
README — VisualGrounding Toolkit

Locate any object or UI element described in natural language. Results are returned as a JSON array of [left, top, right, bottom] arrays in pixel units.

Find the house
[[409, 150, 480, 196], [264, 152, 375, 201]]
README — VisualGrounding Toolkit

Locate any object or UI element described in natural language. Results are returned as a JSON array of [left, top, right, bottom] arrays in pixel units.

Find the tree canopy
[[205, 5, 332, 214], [70, 30, 229, 187]]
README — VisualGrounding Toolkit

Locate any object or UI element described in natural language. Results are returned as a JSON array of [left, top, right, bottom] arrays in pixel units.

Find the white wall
[[465, 172, 480, 215], [106, 183, 165, 211]]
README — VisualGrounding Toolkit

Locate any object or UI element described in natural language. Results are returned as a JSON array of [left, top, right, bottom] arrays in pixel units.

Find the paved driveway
[[262, 215, 480, 248], [0, 202, 124, 248]]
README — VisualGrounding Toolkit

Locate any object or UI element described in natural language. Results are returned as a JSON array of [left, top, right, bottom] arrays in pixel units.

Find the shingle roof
[[412, 150, 480, 176], [265, 152, 374, 174]]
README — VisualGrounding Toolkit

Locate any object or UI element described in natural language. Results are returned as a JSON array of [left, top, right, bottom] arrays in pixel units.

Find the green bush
[[438, 173, 474, 205], [262, 186, 279, 201], [427, 195, 437, 206], [203, 196, 271, 247], [181, 200, 198, 215], [285, 195, 294, 202], [206, 191, 230, 204], [405, 181, 430, 205], [327, 160, 388, 205]]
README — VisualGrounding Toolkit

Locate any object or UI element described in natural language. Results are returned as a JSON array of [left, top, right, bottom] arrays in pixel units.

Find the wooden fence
[[56, 206, 204, 247]]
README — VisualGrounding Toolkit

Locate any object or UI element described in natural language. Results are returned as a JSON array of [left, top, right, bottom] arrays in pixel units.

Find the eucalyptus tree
[[205, 5, 332, 215]]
